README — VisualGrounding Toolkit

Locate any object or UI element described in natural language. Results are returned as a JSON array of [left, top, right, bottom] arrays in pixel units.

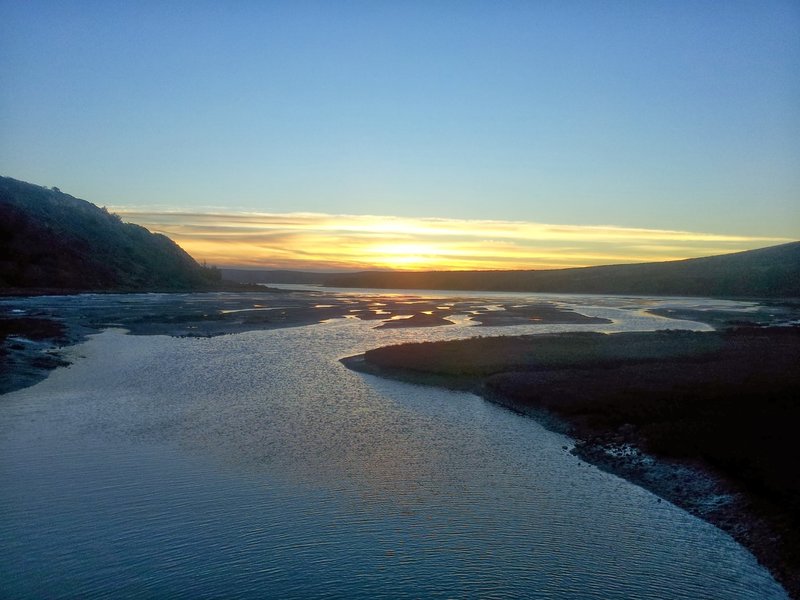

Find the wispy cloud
[[113, 209, 792, 271]]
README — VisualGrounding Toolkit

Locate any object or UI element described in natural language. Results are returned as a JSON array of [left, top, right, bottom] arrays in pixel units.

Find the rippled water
[[0, 293, 788, 598]]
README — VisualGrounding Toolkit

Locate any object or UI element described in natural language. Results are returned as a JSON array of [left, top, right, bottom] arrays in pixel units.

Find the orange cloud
[[113, 209, 792, 271]]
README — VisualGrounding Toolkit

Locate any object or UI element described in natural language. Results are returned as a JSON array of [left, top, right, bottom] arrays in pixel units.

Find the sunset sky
[[2, 1, 798, 271]]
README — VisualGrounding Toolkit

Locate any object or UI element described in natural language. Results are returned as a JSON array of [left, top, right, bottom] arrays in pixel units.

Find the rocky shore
[[343, 328, 800, 599]]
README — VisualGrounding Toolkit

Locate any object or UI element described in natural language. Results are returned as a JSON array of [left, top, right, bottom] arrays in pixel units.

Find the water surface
[[0, 293, 787, 598]]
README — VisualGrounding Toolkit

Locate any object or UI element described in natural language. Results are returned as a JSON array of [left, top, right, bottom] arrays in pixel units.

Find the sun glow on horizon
[[366, 242, 465, 269], [113, 209, 792, 272]]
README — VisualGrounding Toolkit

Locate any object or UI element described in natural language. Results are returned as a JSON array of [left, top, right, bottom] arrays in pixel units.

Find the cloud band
[[113, 209, 791, 271]]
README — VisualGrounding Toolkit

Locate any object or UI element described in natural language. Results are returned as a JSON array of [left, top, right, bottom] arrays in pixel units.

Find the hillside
[[0, 176, 222, 291], [326, 242, 800, 298]]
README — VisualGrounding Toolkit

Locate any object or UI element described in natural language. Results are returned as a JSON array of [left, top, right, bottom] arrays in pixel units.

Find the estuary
[[0, 291, 790, 598]]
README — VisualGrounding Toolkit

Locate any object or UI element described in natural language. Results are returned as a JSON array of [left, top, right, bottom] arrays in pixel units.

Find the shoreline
[[341, 329, 800, 600]]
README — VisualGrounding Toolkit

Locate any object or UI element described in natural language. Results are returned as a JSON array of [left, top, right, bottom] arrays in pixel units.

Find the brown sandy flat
[[374, 313, 455, 329]]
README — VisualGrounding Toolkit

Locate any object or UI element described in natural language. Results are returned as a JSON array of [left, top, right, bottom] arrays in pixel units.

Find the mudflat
[[0, 291, 615, 395], [344, 327, 800, 599]]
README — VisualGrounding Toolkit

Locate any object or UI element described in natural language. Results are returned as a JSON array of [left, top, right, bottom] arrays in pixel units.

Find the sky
[[2, 1, 799, 270]]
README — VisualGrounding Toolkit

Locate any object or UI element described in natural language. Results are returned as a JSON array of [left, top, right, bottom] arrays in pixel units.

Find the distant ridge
[[323, 243, 800, 298], [221, 242, 800, 299], [221, 268, 335, 285], [0, 176, 223, 292]]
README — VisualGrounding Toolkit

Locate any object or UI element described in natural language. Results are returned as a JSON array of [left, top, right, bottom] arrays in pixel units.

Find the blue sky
[[1, 1, 798, 268]]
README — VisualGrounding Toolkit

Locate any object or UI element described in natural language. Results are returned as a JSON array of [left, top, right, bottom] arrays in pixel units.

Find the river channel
[[0, 292, 788, 598]]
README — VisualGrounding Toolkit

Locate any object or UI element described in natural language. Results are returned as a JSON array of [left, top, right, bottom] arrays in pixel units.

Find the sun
[[368, 242, 444, 270]]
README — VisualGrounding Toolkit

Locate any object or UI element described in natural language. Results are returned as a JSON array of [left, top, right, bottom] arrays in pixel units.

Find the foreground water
[[0, 293, 788, 598]]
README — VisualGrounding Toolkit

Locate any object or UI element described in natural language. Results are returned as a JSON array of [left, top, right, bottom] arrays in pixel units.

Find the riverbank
[[342, 328, 800, 599]]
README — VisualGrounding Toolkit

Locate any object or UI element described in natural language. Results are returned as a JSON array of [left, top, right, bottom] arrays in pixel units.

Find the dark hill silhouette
[[326, 242, 800, 298], [0, 176, 222, 291]]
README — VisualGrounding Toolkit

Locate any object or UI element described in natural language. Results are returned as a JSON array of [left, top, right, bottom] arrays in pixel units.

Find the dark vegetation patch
[[0, 317, 67, 342], [364, 330, 725, 376], [0, 316, 75, 395], [374, 313, 455, 329]]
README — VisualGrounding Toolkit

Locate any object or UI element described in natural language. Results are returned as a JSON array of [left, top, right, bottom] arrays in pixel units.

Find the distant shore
[[342, 328, 800, 599]]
